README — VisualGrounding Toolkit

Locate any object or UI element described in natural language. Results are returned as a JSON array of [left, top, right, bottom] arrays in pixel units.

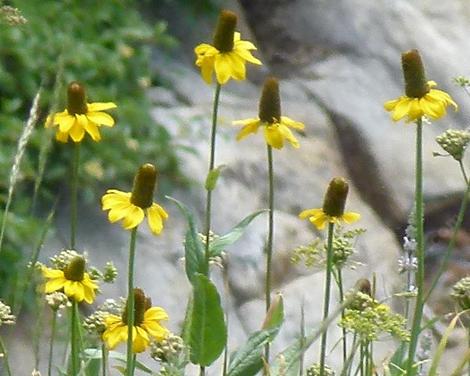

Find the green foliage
[[188, 273, 227, 366]]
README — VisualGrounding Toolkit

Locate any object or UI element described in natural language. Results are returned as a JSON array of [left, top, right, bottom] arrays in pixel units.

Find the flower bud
[[451, 277, 470, 311], [322, 177, 349, 217], [355, 278, 372, 297], [213, 10, 237, 52], [401, 49, 429, 98], [130, 163, 157, 209], [258, 77, 281, 123], [67, 82, 88, 115], [63, 256, 85, 282]]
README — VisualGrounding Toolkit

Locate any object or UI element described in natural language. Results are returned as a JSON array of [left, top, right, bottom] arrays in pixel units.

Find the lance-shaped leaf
[[167, 196, 207, 283], [228, 294, 284, 376], [209, 210, 266, 257], [189, 273, 227, 366]]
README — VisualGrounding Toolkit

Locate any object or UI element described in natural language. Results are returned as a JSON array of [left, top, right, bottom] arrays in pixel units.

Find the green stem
[[337, 268, 348, 365], [468, 327, 470, 376], [71, 300, 79, 375], [204, 83, 222, 271], [102, 343, 107, 376], [0, 335, 12, 376], [459, 160, 469, 185], [425, 162, 470, 302], [406, 118, 424, 376], [264, 145, 275, 362], [200, 366, 205, 376], [48, 311, 58, 376], [71, 142, 80, 249], [319, 222, 335, 376], [126, 227, 138, 376]]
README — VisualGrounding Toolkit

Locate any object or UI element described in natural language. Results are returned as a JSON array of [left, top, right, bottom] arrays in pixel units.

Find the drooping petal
[[144, 307, 169, 321], [57, 114, 76, 133], [383, 98, 400, 111], [342, 212, 361, 224], [264, 125, 284, 149], [200, 57, 215, 84], [86, 102, 117, 112], [102, 190, 132, 209], [69, 115, 86, 142], [44, 277, 67, 293], [278, 124, 300, 148], [86, 111, 115, 127], [64, 281, 85, 302], [299, 208, 323, 219], [133, 327, 150, 353], [42, 267, 65, 279], [391, 98, 412, 121], [281, 116, 305, 130], [225, 52, 246, 80], [84, 121, 102, 142], [236, 120, 260, 141], [121, 205, 145, 229], [310, 214, 329, 230], [146, 205, 164, 235], [55, 131, 69, 143], [214, 54, 232, 84]]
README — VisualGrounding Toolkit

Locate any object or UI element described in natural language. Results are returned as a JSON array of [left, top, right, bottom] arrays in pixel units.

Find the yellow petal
[[264, 125, 284, 149], [144, 307, 169, 322], [146, 205, 164, 235], [86, 102, 117, 112], [342, 212, 361, 224], [69, 114, 86, 142], [200, 57, 215, 84], [214, 54, 232, 84], [391, 98, 412, 121], [310, 214, 328, 230], [57, 114, 75, 133], [42, 267, 65, 279], [281, 116, 305, 130], [384, 98, 400, 111], [44, 277, 66, 293], [121, 205, 145, 229], [86, 111, 115, 127], [133, 327, 150, 353], [84, 121, 102, 142], [55, 131, 69, 143], [278, 124, 300, 148], [64, 281, 84, 302], [407, 99, 423, 121], [299, 208, 323, 219], [236, 121, 260, 141], [225, 52, 246, 80]]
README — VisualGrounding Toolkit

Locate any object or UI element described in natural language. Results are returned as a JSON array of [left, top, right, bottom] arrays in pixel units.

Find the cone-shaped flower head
[[45, 81, 117, 143], [234, 77, 305, 149], [384, 49, 457, 122], [102, 163, 168, 235], [299, 177, 360, 230], [42, 254, 98, 304], [194, 10, 262, 84], [102, 288, 169, 353]]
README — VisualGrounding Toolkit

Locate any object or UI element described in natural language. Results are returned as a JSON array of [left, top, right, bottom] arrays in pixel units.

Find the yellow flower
[[102, 163, 168, 235], [102, 305, 169, 353], [45, 82, 117, 143], [194, 10, 261, 85], [234, 77, 305, 149], [101, 189, 168, 234], [42, 257, 98, 304], [384, 81, 457, 122], [234, 116, 305, 149], [299, 208, 360, 231]]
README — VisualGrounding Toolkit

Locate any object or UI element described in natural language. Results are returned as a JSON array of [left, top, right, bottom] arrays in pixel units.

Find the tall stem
[[71, 300, 79, 375], [71, 142, 80, 249], [102, 343, 107, 376], [264, 145, 275, 362], [126, 227, 138, 376], [337, 268, 348, 365], [200, 366, 205, 376], [406, 118, 424, 376], [204, 83, 222, 269], [425, 165, 470, 302], [459, 160, 469, 185], [319, 222, 335, 376], [0, 335, 12, 376], [48, 311, 58, 376]]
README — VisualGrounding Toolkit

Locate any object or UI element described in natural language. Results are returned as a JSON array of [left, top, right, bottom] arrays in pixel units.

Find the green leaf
[[167, 196, 207, 283], [205, 164, 226, 191], [181, 296, 193, 346], [83, 349, 153, 374], [209, 210, 266, 257], [189, 273, 227, 366], [227, 328, 277, 376], [262, 293, 284, 336]]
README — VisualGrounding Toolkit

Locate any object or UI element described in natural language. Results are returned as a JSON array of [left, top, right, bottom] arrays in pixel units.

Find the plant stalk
[[71, 300, 79, 375], [71, 142, 80, 249], [319, 222, 335, 376], [48, 311, 58, 376], [126, 227, 138, 376], [406, 118, 424, 376]]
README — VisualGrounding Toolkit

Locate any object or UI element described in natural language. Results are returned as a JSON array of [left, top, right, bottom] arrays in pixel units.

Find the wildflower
[[340, 288, 409, 343], [234, 77, 305, 149], [435, 129, 470, 161], [0, 301, 15, 326], [306, 363, 335, 376], [45, 292, 70, 312], [384, 49, 457, 122], [150, 333, 185, 363], [299, 177, 360, 230], [102, 163, 168, 235], [195, 10, 261, 84], [102, 289, 169, 353], [45, 82, 117, 143], [84, 299, 124, 335], [42, 255, 98, 304]]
